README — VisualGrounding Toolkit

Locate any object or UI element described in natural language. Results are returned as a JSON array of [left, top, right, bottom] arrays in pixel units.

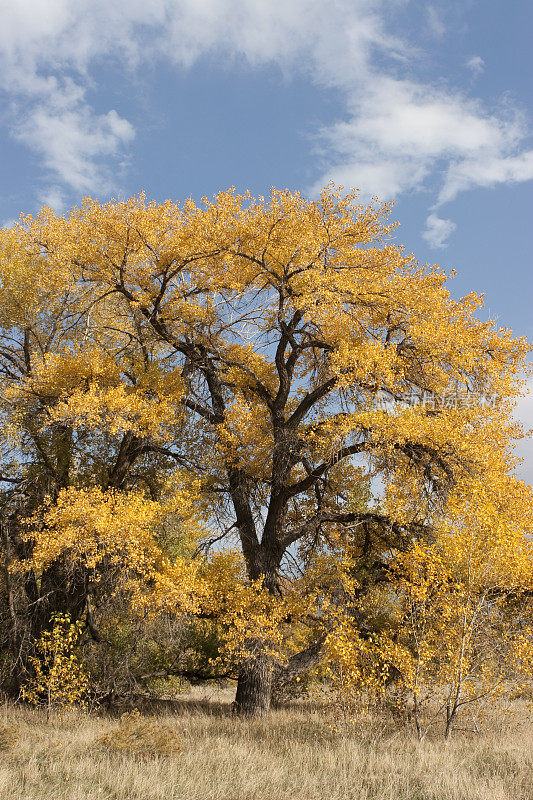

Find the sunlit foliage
[[0, 186, 530, 719]]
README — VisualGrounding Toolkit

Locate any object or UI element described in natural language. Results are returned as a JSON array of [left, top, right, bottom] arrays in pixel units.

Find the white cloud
[[422, 213, 457, 249], [15, 107, 134, 194], [311, 76, 531, 231], [0, 1, 399, 198], [315, 78, 523, 172], [466, 55, 485, 76], [438, 150, 533, 205], [38, 186, 66, 213], [0, 0, 531, 228], [426, 5, 446, 38], [311, 157, 429, 204]]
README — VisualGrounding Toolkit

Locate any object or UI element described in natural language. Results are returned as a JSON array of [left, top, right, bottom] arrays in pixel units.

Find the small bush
[[99, 710, 182, 756], [22, 613, 87, 713]]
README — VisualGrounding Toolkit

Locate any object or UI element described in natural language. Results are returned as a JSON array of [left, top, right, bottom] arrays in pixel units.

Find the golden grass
[[0, 694, 531, 800]]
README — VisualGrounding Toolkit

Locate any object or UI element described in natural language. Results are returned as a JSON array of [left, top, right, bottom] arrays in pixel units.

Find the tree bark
[[233, 650, 274, 718], [272, 635, 326, 687]]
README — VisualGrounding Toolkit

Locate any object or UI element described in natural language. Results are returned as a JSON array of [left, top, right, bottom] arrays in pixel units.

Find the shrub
[[22, 613, 88, 715]]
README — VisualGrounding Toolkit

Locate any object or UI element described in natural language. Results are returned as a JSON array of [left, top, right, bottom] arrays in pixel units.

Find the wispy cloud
[[426, 5, 446, 38], [438, 150, 533, 205], [466, 55, 485, 76], [0, 0, 138, 199], [422, 213, 457, 249], [311, 77, 532, 219], [38, 186, 67, 213], [15, 106, 134, 194], [0, 0, 532, 236]]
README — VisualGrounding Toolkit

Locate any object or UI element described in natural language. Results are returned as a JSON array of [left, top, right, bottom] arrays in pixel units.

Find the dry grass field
[[0, 691, 531, 800]]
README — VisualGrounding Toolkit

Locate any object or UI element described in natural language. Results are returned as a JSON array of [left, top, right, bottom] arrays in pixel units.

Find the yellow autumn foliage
[[0, 185, 530, 719]]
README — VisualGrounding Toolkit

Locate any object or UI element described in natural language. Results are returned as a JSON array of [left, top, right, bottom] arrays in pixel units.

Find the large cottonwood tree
[[0, 187, 530, 715]]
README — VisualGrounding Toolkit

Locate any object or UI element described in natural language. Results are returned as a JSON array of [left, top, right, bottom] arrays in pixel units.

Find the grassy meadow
[[0, 689, 531, 800]]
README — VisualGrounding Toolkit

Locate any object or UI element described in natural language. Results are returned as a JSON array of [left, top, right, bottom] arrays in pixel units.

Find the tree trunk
[[233, 651, 274, 717], [445, 700, 458, 740]]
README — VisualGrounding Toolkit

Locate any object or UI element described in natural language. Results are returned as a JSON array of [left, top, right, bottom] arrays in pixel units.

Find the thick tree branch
[[284, 442, 367, 499], [272, 634, 327, 688], [281, 510, 430, 549], [287, 376, 337, 429]]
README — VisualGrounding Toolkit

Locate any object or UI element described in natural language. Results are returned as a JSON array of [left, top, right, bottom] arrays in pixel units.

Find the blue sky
[[1, 0, 532, 476]]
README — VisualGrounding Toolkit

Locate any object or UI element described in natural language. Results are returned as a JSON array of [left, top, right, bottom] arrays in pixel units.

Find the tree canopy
[[0, 186, 531, 721]]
